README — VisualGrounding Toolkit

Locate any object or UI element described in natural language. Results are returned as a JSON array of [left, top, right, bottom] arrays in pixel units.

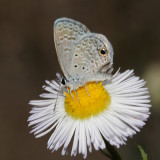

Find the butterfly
[[54, 17, 114, 91]]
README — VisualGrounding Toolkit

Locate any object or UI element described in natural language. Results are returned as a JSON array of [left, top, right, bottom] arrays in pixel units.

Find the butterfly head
[[94, 34, 114, 73]]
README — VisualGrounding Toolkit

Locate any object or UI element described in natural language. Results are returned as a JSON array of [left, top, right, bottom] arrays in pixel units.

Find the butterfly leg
[[74, 90, 79, 102], [54, 84, 61, 111], [85, 84, 90, 97], [68, 88, 74, 100]]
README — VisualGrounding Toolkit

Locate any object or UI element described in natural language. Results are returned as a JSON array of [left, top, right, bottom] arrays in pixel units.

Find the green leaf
[[138, 145, 148, 160]]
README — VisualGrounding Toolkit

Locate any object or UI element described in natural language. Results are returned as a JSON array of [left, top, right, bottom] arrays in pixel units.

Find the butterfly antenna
[[53, 82, 61, 111], [53, 73, 63, 111], [85, 84, 90, 97]]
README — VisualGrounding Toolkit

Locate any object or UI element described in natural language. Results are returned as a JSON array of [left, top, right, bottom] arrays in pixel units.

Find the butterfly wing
[[69, 33, 114, 81], [54, 17, 91, 79]]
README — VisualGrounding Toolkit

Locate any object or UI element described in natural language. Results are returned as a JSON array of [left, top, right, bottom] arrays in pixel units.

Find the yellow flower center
[[64, 82, 111, 119]]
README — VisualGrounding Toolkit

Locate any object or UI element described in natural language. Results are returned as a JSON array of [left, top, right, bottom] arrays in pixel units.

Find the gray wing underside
[[54, 17, 91, 79]]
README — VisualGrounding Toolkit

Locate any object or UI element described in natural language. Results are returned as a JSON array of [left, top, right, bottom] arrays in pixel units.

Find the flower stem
[[101, 139, 122, 160]]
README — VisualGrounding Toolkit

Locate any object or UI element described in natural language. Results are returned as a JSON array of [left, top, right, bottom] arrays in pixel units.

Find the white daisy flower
[[28, 69, 151, 158]]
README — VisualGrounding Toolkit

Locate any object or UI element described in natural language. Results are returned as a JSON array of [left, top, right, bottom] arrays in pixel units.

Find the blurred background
[[0, 0, 160, 159]]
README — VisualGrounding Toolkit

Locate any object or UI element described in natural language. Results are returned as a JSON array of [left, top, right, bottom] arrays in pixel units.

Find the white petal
[[45, 80, 60, 90], [29, 100, 55, 106], [84, 121, 92, 152], [71, 121, 80, 156]]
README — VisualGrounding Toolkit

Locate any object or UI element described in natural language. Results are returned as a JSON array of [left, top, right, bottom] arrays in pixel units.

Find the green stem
[[100, 149, 113, 159], [102, 139, 122, 160]]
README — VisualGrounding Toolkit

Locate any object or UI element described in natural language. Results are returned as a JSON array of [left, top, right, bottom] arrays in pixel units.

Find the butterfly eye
[[100, 48, 107, 54], [99, 48, 108, 56]]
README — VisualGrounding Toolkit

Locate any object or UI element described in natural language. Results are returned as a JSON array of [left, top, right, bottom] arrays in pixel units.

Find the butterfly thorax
[[64, 72, 112, 90]]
